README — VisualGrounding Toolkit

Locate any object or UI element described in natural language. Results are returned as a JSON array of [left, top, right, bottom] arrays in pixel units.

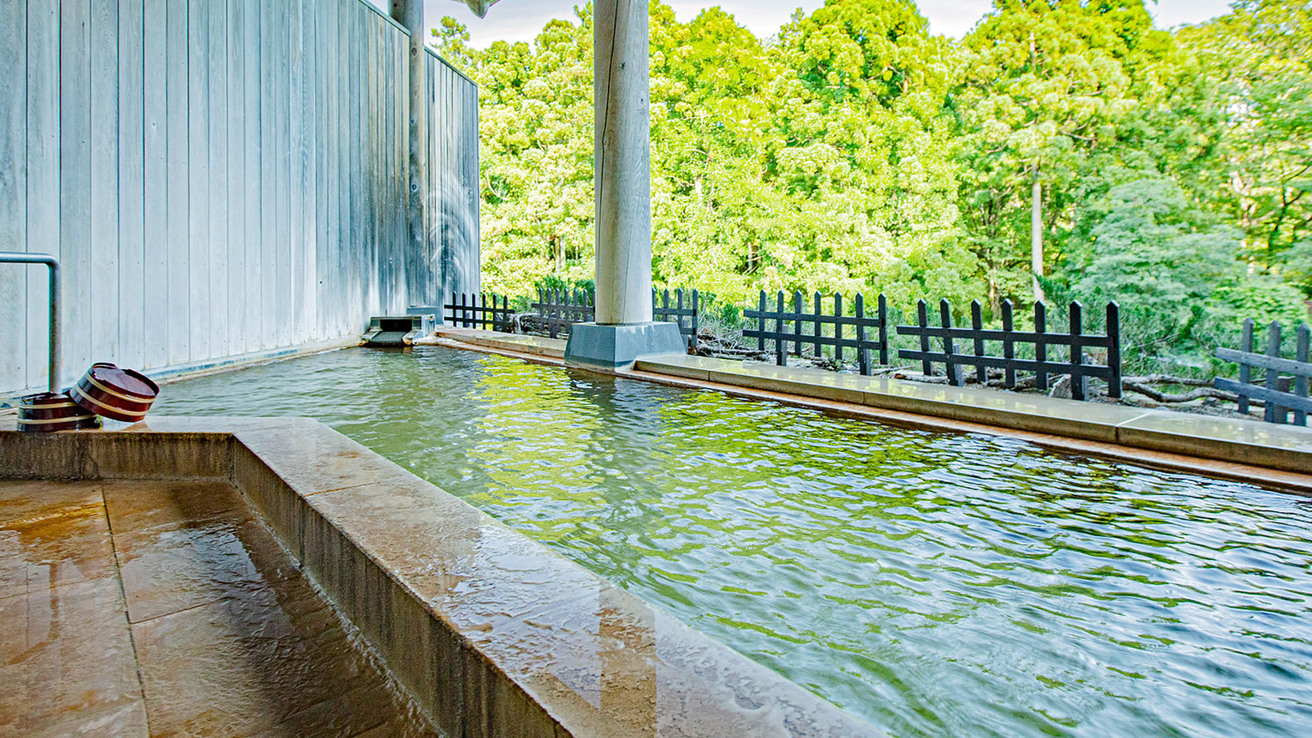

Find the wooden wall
[[0, 0, 480, 397]]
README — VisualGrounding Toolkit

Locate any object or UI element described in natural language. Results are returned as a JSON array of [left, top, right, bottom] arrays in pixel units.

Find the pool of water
[[153, 346, 1312, 737]]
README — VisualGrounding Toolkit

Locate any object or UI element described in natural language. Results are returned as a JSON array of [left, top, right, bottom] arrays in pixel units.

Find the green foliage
[[1062, 178, 1305, 371], [434, 0, 1310, 372]]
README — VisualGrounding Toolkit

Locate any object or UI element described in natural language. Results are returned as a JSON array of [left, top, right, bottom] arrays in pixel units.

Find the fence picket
[[1296, 325, 1310, 426], [917, 300, 932, 376], [1070, 301, 1085, 401], [1237, 318, 1254, 414], [834, 293, 843, 364], [1001, 299, 1015, 388], [971, 300, 986, 385], [444, 291, 514, 331], [939, 300, 961, 386], [741, 289, 890, 375], [855, 293, 868, 375], [1106, 302, 1122, 399], [1216, 320, 1312, 426], [1035, 301, 1048, 392], [793, 291, 804, 357], [1266, 322, 1282, 423]]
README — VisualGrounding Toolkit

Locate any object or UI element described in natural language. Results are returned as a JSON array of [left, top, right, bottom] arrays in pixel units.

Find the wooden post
[[593, 0, 651, 325], [971, 300, 986, 385], [1296, 324, 1309, 426], [813, 292, 823, 358], [689, 288, 699, 351], [1001, 299, 1015, 389], [1266, 322, 1282, 423], [775, 291, 785, 365], [1035, 301, 1048, 391], [1106, 302, 1122, 399], [940, 299, 961, 386], [833, 293, 843, 364], [1070, 301, 1085, 401], [855, 293, 868, 376], [793, 291, 803, 357], [917, 300, 932, 377], [877, 293, 888, 366], [1238, 318, 1254, 415]]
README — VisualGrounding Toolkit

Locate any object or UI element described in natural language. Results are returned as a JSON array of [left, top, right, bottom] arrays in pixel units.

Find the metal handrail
[[0, 252, 61, 393]]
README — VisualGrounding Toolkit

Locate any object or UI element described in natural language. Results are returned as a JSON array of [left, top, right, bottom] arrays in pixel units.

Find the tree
[[1178, 0, 1312, 292], [954, 0, 1168, 309], [1063, 179, 1305, 368]]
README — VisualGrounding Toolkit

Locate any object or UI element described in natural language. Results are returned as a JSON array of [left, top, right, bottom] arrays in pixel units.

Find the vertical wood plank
[[142, 0, 168, 369], [348, 0, 362, 334], [1266, 322, 1283, 423], [208, 0, 228, 360], [61, 0, 93, 382], [329, 0, 344, 337], [90, 0, 119, 364], [167, 0, 190, 365], [259, 0, 276, 349], [118, 0, 146, 369], [310, 0, 324, 339], [187, 0, 209, 362], [0, 0, 26, 392], [244, 0, 262, 353], [367, 15, 379, 313], [275, 3, 291, 347], [25, 0, 60, 390], [288, 0, 304, 346], [227, 0, 245, 355]]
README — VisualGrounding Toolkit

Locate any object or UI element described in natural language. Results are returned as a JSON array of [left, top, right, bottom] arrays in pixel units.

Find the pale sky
[[411, 0, 1238, 47]]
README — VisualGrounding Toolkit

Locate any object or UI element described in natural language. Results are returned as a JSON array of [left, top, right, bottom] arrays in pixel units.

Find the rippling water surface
[[153, 346, 1312, 736]]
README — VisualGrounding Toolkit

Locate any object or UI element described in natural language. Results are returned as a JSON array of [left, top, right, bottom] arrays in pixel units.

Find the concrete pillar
[[391, 0, 429, 309], [564, 0, 684, 369], [593, 0, 651, 325]]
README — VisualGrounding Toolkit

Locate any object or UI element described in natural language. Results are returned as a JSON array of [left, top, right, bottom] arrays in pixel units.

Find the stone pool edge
[[0, 420, 882, 738], [432, 329, 1311, 493]]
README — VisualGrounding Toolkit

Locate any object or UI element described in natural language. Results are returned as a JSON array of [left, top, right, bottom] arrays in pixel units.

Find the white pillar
[[593, 0, 651, 325]]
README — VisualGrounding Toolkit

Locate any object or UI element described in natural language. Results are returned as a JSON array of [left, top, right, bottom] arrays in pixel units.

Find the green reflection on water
[[153, 346, 1312, 737]]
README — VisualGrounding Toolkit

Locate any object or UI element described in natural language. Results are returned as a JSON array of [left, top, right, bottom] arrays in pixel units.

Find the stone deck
[[0, 478, 432, 737]]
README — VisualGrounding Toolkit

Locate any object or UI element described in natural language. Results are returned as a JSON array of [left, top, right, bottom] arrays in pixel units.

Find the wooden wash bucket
[[18, 392, 102, 433], [69, 363, 160, 423]]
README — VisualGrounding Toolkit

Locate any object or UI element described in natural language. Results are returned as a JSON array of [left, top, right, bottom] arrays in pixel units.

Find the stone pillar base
[[564, 322, 685, 371]]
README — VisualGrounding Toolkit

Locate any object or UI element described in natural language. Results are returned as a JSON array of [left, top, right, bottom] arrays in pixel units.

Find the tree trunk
[[1031, 167, 1044, 303]]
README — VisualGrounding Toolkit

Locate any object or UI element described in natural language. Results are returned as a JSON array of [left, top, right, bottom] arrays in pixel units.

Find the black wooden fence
[[742, 291, 889, 375], [897, 298, 1122, 401], [528, 287, 702, 346], [1215, 319, 1312, 425], [531, 288, 595, 338], [444, 293, 515, 331], [652, 289, 700, 350], [741, 290, 1120, 400]]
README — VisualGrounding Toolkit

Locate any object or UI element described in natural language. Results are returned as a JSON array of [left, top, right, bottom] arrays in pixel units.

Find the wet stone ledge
[[0, 419, 880, 737]]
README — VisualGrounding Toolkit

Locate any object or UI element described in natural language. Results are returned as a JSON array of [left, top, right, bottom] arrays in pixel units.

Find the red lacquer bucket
[[18, 392, 102, 433], [69, 363, 160, 423]]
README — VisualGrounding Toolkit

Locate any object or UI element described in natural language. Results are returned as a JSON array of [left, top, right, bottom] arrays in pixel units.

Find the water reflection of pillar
[[599, 586, 657, 735]]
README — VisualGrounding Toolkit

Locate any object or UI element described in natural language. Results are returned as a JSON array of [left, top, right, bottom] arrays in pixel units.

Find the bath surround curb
[[0, 420, 881, 738], [434, 329, 1312, 491]]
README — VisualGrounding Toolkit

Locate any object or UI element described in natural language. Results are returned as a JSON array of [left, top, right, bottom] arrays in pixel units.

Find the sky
[[416, 0, 1238, 47]]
